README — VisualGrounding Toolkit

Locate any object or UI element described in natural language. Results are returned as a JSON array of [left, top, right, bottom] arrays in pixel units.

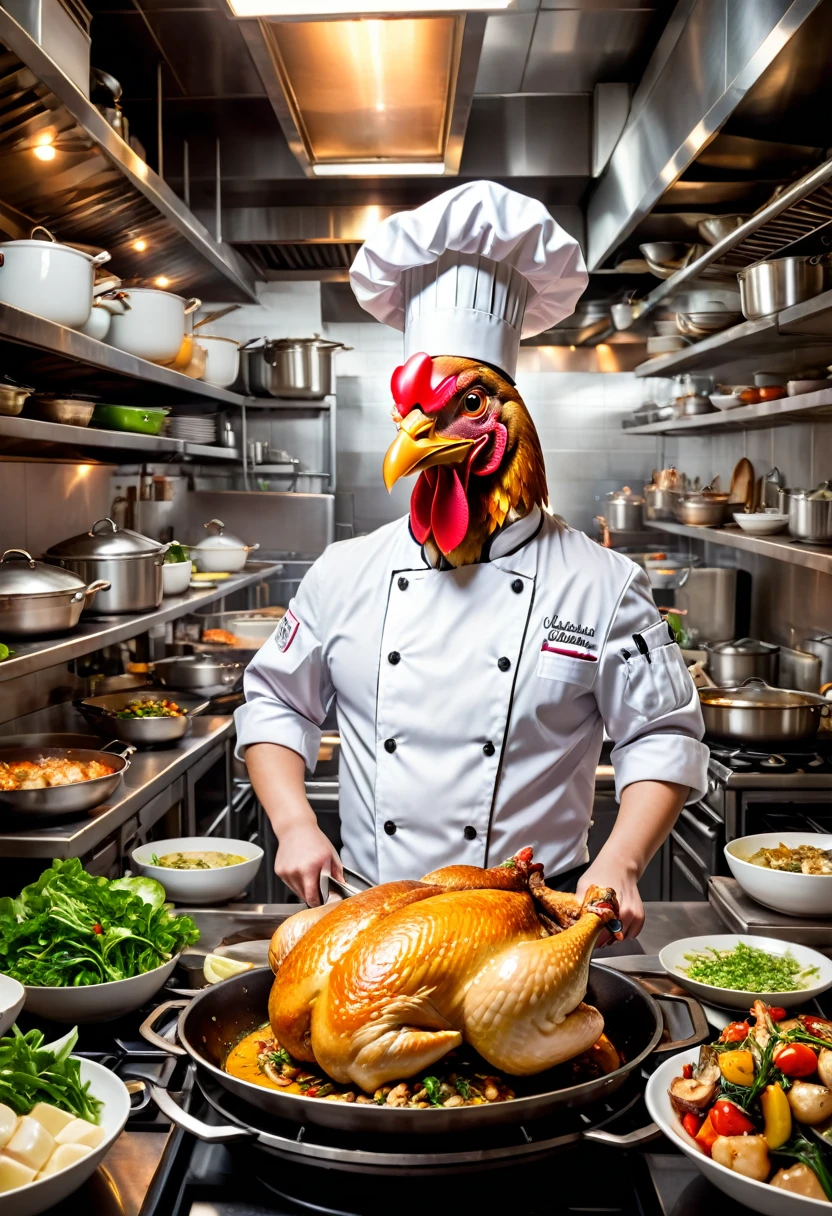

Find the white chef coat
[[235, 509, 708, 884]]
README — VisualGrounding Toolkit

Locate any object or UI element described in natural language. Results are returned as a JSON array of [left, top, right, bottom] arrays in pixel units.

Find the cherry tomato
[[710, 1099, 755, 1137], [720, 1021, 750, 1043], [695, 1111, 720, 1156], [682, 1112, 704, 1138], [768, 1007, 787, 1023], [800, 1015, 832, 1040], [682, 1063, 693, 1079], [774, 1042, 818, 1079], [92, 923, 103, 934]]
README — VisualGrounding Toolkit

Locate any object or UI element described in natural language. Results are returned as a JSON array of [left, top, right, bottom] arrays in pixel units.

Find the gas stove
[[707, 741, 832, 787]]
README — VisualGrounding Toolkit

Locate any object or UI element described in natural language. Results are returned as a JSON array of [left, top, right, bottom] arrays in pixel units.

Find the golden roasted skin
[[311, 889, 545, 1089], [308, 885, 618, 1091], [268, 881, 439, 1060]]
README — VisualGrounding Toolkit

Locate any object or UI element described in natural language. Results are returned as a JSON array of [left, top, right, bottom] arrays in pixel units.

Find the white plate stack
[[167, 414, 218, 445]]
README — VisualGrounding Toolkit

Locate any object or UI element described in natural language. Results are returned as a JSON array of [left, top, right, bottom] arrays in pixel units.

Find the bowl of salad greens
[[660, 935, 832, 1011], [0, 1025, 130, 1216], [0, 859, 199, 1022]]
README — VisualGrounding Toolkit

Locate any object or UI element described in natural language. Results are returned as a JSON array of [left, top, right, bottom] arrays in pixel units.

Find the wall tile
[[0, 464, 27, 554]]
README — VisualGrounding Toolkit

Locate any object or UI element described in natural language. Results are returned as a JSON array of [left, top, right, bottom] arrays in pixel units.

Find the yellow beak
[[382, 410, 475, 492]]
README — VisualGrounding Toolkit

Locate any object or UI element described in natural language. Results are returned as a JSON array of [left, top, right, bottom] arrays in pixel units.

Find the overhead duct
[[223, 204, 399, 278]]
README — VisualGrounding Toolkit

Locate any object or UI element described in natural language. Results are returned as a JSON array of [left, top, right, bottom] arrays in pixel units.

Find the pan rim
[[0, 744, 130, 786], [175, 964, 665, 1126]]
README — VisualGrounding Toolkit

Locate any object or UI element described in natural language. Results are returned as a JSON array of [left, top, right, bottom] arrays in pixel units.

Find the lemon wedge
[[203, 953, 255, 985]]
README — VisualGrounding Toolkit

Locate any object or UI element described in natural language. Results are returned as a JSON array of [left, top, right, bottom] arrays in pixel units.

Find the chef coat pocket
[[622, 642, 693, 720], [537, 649, 598, 689]]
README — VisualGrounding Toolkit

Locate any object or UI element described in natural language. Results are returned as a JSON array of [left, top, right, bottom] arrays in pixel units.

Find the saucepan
[[141, 964, 707, 1138]]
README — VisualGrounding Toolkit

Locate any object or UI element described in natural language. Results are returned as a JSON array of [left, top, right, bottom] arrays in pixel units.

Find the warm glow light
[[569, 345, 576, 352], [155, 276, 171, 288], [228, 0, 509, 12], [312, 161, 445, 176], [33, 145, 56, 161], [133, 239, 147, 252]]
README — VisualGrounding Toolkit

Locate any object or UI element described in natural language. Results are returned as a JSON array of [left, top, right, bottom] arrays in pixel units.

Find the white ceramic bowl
[[725, 832, 832, 916], [131, 836, 263, 904], [710, 393, 745, 410], [0, 1055, 130, 1216], [162, 559, 192, 596], [646, 1047, 829, 1215], [788, 379, 829, 396], [23, 956, 179, 1023], [732, 512, 789, 535], [0, 974, 24, 1036], [659, 934, 832, 1010]]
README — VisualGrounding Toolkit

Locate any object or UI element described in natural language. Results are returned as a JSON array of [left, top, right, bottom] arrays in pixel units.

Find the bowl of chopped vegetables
[[659, 935, 832, 1011], [0, 859, 199, 1021], [646, 1000, 832, 1214], [79, 690, 210, 746], [131, 836, 264, 905], [0, 1025, 130, 1216], [726, 834, 832, 917]]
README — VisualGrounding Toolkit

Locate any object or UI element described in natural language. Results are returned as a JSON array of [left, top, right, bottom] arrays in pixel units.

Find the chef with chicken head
[[237, 180, 708, 938]]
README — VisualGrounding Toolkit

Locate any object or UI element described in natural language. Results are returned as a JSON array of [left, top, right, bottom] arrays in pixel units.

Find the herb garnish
[[455, 1078, 471, 1100], [422, 1076, 442, 1106], [774, 1136, 832, 1201], [681, 942, 818, 993], [0, 1026, 102, 1123]]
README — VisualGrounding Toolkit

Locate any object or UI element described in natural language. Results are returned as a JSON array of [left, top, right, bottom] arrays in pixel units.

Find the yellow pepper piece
[[761, 1082, 792, 1149], [719, 1049, 756, 1087]]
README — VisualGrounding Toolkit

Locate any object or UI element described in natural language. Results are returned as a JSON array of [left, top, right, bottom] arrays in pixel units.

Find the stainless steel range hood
[[239, 14, 485, 177]]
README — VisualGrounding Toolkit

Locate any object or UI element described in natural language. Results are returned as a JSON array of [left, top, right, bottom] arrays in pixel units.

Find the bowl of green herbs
[[0, 859, 199, 1022], [660, 934, 832, 1011]]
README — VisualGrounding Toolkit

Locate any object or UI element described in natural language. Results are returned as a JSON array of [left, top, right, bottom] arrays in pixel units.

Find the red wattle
[[431, 467, 469, 555], [410, 469, 436, 543]]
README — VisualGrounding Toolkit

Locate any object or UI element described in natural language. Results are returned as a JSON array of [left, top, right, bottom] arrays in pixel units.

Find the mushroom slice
[[669, 1073, 719, 1114]]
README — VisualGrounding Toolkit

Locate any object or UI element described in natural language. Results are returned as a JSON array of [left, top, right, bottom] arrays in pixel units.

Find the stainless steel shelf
[[0, 561, 282, 683], [0, 9, 256, 304], [645, 520, 832, 575], [625, 387, 832, 435], [0, 714, 235, 859], [0, 302, 251, 406], [0, 413, 240, 461]]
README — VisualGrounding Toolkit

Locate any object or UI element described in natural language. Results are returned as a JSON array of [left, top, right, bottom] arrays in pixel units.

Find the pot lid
[[606, 486, 645, 505], [708, 637, 780, 656], [264, 334, 348, 351], [0, 549, 87, 595], [46, 517, 164, 559], [194, 519, 248, 550], [700, 679, 825, 708]]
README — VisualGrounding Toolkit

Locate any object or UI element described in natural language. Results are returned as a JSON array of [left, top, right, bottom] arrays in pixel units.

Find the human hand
[[576, 862, 644, 945], [275, 822, 344, 907]]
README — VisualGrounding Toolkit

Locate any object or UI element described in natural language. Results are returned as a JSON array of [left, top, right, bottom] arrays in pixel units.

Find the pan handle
[[646, 988, 710, 1054], [149, 1084, 252, 1144], [583, 1122, 662, 1148], [99, 740, 136, 761], [139, 999, 189, 1056]]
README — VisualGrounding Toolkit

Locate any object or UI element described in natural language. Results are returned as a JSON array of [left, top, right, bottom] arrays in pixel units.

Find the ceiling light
[[133, 239, 147, 252], [229, 0, 508, 13], [312, 161, 446, 176], [33, 144, 56, 161], [155, 276, 171, 288]]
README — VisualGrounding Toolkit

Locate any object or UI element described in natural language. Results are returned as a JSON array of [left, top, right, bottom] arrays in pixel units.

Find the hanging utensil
[[193, 304, 240, 331]]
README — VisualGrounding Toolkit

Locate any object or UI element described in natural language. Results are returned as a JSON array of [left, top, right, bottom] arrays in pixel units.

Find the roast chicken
[[268, 850, 620, 1093]]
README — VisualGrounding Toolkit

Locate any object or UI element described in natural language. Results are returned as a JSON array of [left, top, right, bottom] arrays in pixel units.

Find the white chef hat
[[349, 180, 587, 379]]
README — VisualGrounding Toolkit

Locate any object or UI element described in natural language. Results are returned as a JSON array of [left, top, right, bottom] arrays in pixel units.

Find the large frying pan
[[0, 740, 134, 818], [141, 964, 707, 1137]]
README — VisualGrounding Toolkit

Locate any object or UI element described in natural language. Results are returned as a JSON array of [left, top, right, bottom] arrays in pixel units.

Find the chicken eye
[[462, 388, 487, 416]]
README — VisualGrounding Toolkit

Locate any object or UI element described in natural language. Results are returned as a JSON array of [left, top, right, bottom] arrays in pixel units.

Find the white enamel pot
[[107, 289, 201, 363], [79, 293, 127, 342], [0, 228, 110, 328], [200, 336, 240, 388]]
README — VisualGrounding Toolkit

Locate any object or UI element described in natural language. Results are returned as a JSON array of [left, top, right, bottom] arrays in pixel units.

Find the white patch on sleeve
[[275, 610, 299, 652]]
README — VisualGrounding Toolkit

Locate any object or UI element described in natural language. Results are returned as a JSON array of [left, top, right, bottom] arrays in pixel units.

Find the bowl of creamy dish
[[131, 837, 264, 905], [725, 832, 832, 917]]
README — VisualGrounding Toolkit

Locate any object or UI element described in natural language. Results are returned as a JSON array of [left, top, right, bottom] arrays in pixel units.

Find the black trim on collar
[[409, 510, 544, 568], [485, 509, 545, 561]]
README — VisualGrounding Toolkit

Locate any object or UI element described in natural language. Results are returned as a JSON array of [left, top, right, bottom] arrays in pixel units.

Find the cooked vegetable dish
[[115, 698, 185, 719], [746, 842, 832, 875], [0, 1026, 106, 1195], [0, 858, 199, 986], [681, 941, 819, 993], [152, 850, 246, 870], [224, 1026, 622, 1108], [669, 1000, 832, 1201], [0, 757, 114, 791]]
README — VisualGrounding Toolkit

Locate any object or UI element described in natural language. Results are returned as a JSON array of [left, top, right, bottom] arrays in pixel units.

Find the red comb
[[391, 352, 459, 417]]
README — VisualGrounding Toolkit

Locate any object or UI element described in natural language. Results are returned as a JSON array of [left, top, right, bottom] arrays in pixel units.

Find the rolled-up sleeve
[[234, 555, 335, 770], [594, 566, 708, 804]]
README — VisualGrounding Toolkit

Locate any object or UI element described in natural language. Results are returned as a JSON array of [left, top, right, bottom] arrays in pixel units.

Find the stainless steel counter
[[0, 714, 235, 858]]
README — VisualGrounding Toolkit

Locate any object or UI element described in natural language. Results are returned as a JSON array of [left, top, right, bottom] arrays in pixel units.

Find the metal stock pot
[[244, 334, 351, 399], [0, 549, 110, 635], [702, 638, 780, 686], [45, 518, 168, 613], [699, 677, 831, 745]]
